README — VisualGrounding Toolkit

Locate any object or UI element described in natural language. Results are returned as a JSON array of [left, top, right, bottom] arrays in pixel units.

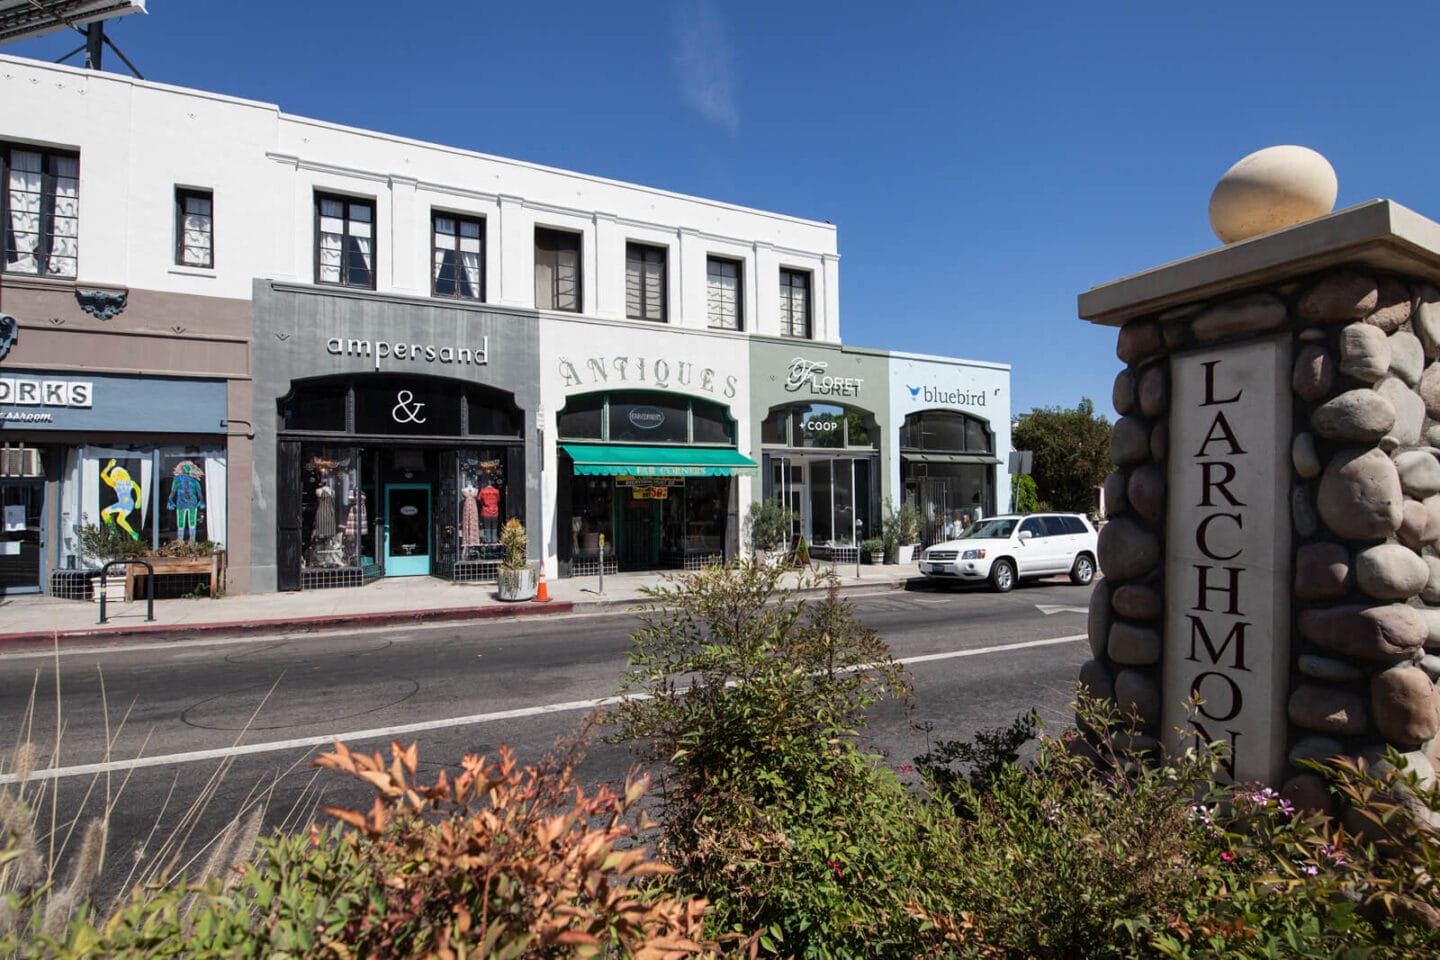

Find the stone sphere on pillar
[[1208, 145, 1338, 244]]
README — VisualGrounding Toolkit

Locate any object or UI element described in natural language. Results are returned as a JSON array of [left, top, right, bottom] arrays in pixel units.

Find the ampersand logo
[[391, 389, 427, 425]]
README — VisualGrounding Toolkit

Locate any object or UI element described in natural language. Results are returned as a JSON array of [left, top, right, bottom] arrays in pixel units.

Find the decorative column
[[1079, 150, 1440, 810]]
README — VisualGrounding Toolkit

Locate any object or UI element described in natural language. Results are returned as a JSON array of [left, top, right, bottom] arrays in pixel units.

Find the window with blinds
[[2, 144, 79, 279], [433, 212, 484, 300], [175, 188, 213, 268], [626, 242, 667, 322], [706, 256, 742, 330], [779, 268, 811, 338], [315, 193, 375, 288], [535, 227, 581, 312]]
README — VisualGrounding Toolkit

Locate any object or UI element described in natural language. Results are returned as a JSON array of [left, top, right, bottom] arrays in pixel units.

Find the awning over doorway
[[901, 452, 1002, 465], [561, 443, 759, 477]]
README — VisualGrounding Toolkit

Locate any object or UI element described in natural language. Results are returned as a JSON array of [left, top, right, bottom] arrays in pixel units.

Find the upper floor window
[[175, 188, 213, 268], [432, 212, 483, 300], [626, 242, 667, 322], [779, 268, 811, 338], [315, 193, 375, 288], [707, 256, 742, 330], [2, 144, 78, 278], [535, 227, 581, 312]]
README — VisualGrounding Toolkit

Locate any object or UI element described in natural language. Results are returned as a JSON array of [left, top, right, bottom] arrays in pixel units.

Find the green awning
[[901, 452, 1001, 465], [561, 443, 759, 477]]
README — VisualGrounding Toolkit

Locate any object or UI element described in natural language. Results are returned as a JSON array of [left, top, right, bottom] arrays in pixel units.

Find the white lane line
[[2, 634, 1087, 784]]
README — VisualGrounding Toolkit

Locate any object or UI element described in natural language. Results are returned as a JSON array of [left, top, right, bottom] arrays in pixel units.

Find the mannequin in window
[[314, 477, 337, 541], [478, 479, 501, 543], [461, 481, 480, 556]]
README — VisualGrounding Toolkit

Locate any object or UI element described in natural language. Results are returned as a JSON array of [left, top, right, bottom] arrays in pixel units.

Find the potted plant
[[496, 517, 537, 601], [861, 536, 886, 565], [73, 519, 146, 601], [747, 501, 795, 565], [896, 501, 922, 564]]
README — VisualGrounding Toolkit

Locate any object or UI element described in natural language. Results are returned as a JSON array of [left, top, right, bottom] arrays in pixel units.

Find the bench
[[126, 550, 226, 600]]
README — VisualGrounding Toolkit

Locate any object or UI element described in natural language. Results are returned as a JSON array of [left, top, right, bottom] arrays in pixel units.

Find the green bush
[[609, 561, 954, 957], [746, 500, 795, 552]]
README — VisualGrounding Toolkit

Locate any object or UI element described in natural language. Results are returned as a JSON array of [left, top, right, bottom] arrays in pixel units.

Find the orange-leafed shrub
[[313, 736, 718, 959]]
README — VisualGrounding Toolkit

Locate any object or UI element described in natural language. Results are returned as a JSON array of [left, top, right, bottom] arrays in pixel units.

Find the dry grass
[[0, 635, 322, 950]]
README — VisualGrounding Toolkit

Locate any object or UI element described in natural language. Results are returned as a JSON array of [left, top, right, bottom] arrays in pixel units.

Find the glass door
[[0, 480, 44, 595], [384, 483, 432, 577]]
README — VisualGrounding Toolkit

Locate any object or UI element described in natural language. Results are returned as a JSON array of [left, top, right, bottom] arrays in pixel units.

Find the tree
[[1011, 397, 1110, 512]]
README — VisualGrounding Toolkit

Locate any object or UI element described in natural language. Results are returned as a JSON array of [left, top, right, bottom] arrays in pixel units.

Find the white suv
[[919, 513, 1099, 592]]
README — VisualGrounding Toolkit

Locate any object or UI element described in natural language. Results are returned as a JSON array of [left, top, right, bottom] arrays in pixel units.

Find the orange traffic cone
[[534, 570, 551, 602]]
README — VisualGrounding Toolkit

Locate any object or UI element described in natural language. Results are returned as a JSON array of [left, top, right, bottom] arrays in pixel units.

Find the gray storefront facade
[[750, 339, 892, 555], [250, 282, 541, 592]]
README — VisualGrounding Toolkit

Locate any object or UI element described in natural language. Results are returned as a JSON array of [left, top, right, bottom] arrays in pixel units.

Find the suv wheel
[[989, 558, 1016, 593], [1070, 553, 1095, 586]]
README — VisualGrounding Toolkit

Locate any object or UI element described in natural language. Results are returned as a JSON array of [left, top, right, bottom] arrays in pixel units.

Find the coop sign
[[1163, 339, 1290, 786]]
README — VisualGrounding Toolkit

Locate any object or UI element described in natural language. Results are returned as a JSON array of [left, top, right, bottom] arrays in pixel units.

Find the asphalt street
[[0, 579, 1092, 899]]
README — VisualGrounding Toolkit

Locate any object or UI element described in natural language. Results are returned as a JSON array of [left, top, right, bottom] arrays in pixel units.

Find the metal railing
[[96, 559, 155, 625]]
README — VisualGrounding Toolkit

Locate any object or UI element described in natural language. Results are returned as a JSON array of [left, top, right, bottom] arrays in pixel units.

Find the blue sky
[[8, 1, 1440, 419]]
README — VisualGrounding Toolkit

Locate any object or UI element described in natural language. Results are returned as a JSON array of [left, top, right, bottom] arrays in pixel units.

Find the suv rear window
[[1060, 516, 1088, 535], [1039, 516, 1069, 537]]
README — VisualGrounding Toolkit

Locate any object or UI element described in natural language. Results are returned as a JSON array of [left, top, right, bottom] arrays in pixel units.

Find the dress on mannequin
[[461, 483, 480, 547], [314, 483, 337, 539]]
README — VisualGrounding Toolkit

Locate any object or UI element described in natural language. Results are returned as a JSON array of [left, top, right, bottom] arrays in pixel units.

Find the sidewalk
[[0, 560, 915, 649]]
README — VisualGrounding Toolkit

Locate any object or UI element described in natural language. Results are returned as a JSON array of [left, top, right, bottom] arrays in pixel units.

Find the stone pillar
[[1079, 199, 1440, 806]]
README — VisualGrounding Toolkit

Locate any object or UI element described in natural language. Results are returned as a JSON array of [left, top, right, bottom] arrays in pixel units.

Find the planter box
[[125, 550, 226, 600], [897, 544, 917, 564], [866, 551, 886, 565], [90, 575, 126, 603], [497, 565, 537, 601]]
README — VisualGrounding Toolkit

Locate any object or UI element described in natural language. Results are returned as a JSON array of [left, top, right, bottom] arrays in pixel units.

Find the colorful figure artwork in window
[[166, 460, 206, 542], [100, 458, 142, 541]]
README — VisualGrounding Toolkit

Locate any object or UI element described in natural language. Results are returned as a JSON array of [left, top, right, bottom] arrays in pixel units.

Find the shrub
[[54, 731, 719, 959], [71, 520, 146, 567], [609, 561, 953, 956], [915, 709, 1038, 818], [746, 501, 794, 553]]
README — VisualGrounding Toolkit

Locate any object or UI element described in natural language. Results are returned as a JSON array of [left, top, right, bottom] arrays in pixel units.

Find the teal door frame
[[384, 483, 432, 577]]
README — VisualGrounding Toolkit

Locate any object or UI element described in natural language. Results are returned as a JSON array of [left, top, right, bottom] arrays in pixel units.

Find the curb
[[0, 574, 913, 651], [0, 600, 576, 650]]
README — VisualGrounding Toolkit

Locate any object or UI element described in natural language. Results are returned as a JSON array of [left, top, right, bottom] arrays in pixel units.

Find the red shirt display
[[478, 485, 501, 518]]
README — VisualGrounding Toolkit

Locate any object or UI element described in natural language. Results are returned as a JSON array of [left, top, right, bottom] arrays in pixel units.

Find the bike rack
[[97, 559, 155, 625]]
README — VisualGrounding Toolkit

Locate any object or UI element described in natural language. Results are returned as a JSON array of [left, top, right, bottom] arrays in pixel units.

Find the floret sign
[[1163, 338, 1291, 785]]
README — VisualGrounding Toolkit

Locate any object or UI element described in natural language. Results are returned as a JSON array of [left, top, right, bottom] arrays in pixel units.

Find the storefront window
[[899, 412, 996, 545], [569, 475, 614, 558], [557, 392, 734, 445], [899, 410, 992, 453], [765, 403, 877, 449], [60, 445, 228, 567], [467, 392, 523, 437], [761, 408, 787, 445], [557, 394, 604, 440], [456, 450, 511, 559], [353, 378, 462, 437], [282, 384, 347, 432], [609, 396, 689, 444], [301, 446, 360, 569]]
